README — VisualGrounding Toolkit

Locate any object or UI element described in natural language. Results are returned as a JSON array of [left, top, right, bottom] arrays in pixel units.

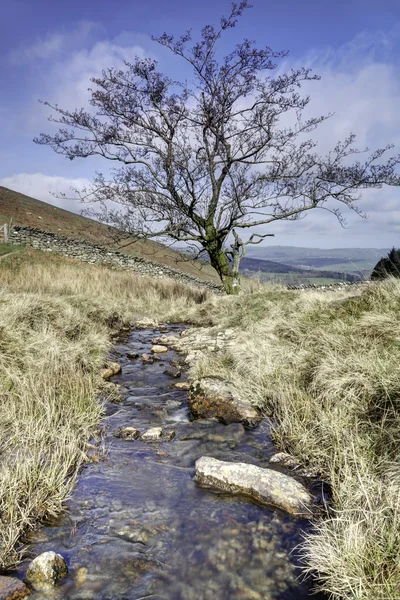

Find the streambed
[[14, 325, 326, 600]]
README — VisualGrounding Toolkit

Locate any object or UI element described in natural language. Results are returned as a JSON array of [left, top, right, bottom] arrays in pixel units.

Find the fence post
[[3, 223, 8, 243]]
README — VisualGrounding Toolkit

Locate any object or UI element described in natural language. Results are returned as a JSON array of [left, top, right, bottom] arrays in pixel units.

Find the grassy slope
[[0, 186, 220, 284], [188, 281, 400, 600], [0, 248, 210, 570]]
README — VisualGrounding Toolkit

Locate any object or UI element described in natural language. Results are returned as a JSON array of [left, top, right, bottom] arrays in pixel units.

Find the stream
[[14, 325, 326, 600]]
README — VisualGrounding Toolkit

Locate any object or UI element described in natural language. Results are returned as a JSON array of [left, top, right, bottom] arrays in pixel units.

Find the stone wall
[[287, 280, 370, 291], [8, 225, 370, 294], [9, 226, 223, 293]]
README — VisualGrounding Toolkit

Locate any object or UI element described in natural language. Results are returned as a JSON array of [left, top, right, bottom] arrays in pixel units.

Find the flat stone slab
[[151, 345, 168, 354], [141, 427, 163, 441], [194, 457, 314, 517], [188, 377, 261, 425], [0, 576, 30, 600]]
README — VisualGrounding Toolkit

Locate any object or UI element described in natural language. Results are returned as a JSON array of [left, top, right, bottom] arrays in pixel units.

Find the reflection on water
[[14, 325, 325, 600]]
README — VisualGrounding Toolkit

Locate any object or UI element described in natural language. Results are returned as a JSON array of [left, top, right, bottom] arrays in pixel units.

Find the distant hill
[[246, 245, 390, 275], [240, 256, 362, 283], [0, 186, 220, 283]]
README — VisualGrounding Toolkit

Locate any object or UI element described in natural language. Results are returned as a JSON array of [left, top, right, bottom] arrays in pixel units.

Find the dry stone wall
[[9, 226, 223, 293], [8, 225, 370, 294]]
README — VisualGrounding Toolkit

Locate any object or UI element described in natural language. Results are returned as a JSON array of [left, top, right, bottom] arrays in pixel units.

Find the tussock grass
[[190, 280, 400, 600], [0, 249, 209, 569]]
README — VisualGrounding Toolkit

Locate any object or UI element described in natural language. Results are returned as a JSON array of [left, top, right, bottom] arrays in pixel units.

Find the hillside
[[0, 186, 220, 284]]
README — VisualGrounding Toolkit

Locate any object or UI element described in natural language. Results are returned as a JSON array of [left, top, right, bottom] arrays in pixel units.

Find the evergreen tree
[[371, 248, 400, 280]]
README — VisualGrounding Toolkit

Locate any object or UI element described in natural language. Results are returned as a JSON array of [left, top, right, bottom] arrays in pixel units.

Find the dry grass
[[189, 281, 400, 600], [2, 244, 399, 598], [0, 249, 209, 570], [0, 186, 221, 283]]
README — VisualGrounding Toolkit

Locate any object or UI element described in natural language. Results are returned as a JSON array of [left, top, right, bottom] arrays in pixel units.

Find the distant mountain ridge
[[246, 245, 389, 275], [240, 256, 362, 282]]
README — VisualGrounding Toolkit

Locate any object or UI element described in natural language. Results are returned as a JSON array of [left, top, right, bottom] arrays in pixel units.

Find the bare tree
[[35, 1, 400, 294]]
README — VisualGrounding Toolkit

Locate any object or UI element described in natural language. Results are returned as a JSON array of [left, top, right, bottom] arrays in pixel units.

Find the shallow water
[[15, 325, 326, 600]]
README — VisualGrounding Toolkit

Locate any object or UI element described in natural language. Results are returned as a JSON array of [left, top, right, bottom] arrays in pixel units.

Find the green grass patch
[[0, 243, 21, 256]]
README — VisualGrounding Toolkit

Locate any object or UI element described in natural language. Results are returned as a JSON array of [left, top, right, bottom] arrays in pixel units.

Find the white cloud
[[26, 38, 147, 132], [0, 173, 91, 214], [8, 22, 99, 65], [3, 23, 400, 248]]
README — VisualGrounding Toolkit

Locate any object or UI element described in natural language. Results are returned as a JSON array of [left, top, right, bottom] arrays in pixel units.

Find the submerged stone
[[26, 551, 68, 586], [0, 576, 30, 600], [164, 366, 181, 378], [141, 353, 154, 363], [194, 456, 314, 516]]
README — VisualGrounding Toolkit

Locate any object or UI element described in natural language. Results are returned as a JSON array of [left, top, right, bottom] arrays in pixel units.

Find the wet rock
[[75, 567, 88, 585], [164, 366, 181, 378], [141, 427, 175, 441], [269, 452, 299, 469], [141, 353, 154, 363], [101, 362, 121, 380], [269, 452, 321, 478], [188, 377, 261, 426], [151, 345, 168, 354], [141, 427, 163, 441], [165, 400, 182, 408], [0, 576, 30, 599], [175, 381, 190, 391], [180, 423, 245, 443], [113, 426, 140, 440], [127, 351, 139, 360], [194, 457, 314, 516], [135, 318, 159, 329], [26, 551, 68, 586]]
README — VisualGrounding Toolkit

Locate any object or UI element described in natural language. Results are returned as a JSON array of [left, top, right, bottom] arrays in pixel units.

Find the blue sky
[[1, 0, 400, 248]]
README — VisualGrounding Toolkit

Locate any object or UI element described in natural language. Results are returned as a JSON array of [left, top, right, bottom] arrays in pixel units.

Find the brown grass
[[0, 248, 209, 570], [0, 186, 220, 283], [189, 281, 400, 600]]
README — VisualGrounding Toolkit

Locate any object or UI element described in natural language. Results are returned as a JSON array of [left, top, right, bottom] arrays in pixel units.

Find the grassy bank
[[0, 249, 209, 570], [2, 246, 398, 599], [189, 281, 400, 600]]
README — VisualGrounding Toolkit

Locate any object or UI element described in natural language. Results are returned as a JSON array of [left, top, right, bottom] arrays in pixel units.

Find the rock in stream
[[195, 456, 315, 517], [189, 377, 261, 425]]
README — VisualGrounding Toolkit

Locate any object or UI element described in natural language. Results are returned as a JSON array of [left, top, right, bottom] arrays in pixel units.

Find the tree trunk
[[208, 247, 240, 295]]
